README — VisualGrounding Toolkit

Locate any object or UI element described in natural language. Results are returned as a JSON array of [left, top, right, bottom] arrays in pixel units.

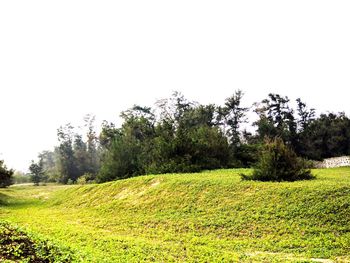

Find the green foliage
[[0, 221, 75, 262], [1, 168, 350, 262], [0, 160, 14, 188], [254, 93, 297, 145], [77, 173, 95, 185], [296, 98, 315, 131], [42, 116, 101, 184], [98, 94, 231, 182], [84, 114, 100, 176], [29, 161, 44, 186], [35, 91, 350, 184], [12, 171, 31, 184], [253, 94, 350, 161], [57, 124, 78, 184], [298, 112, 350, 160], [38, 150, 59, 183], [96, 92, 350, 183], [98, 135, 142, 182], [233, 143, 261, 167], [242, 137, 314, 182], [219, 90, 248, 147]]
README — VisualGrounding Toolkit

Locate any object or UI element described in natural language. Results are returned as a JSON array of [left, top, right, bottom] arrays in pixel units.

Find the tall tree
[[155, 91, 194, 129], [220, 90, 249, 147], [57, 124, 78, 183], [73, 134, 88, 177], [84, 114, 100, 176], [254, 93, 297, 146], [296, 98, 315, 132], [38, 150, 57, 182], [99, 121, 121, 149], [98, 105, 155, 182]]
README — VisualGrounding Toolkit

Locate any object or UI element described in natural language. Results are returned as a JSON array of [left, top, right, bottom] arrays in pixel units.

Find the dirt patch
[[150, 179, 161, 187]]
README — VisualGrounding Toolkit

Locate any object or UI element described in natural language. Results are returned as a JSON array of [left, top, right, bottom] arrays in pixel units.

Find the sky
[[0, 1, 350, 171]]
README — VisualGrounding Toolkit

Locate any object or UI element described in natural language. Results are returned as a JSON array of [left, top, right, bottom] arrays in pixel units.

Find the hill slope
[[1, 168, 350, 262]]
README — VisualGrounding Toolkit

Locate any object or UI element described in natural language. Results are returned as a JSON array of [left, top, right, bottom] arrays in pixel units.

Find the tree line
[[26, 91, 350, 185]]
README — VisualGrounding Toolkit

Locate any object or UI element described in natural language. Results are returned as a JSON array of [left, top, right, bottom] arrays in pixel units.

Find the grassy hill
[[1, 168, 350, 262]]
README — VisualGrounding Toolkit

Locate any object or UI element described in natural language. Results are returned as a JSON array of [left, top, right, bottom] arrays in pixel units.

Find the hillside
[[1, 168, 350, 262]]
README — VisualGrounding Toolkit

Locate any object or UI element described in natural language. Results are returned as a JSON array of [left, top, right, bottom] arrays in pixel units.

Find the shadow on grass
[[0, 192, 41, 209], [0, 193, 10, 206]]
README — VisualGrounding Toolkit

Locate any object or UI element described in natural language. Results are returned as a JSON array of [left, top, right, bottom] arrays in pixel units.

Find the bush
[[77, 173, 96, 184], [241, 137, 314, 182], [67, 179, 75, 185]]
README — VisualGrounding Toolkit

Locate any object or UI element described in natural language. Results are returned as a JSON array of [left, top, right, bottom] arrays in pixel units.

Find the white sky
[[1, 1, 350, 171]]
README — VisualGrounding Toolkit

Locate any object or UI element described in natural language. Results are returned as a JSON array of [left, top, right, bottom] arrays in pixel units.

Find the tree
[[241, 137, 314, 182], [97, 105, 155, 182], [296, 98, 315, 132], [217, 90, 250, 166], [254, 94, 297, 146], [29, 161, 43, 186], [73, 134, 88, 177], [84, 114, 100, 176], [98, 94, 232, 181], [32, 91, 350, 185], [220, 90, 249, 147], [98, 132, 142, 182], [155, 91, 193, 128], [57, 124, 78, 183], [99, 121, 121, 148], [37, 150, 57, 182], [0, 160, 14, 188], [299, 112, 350, 160]]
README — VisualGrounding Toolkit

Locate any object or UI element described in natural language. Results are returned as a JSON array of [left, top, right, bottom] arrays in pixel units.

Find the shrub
[[77, 173, 96, 184], [241, 137, 314, 182], [67, 179, 75, 185]]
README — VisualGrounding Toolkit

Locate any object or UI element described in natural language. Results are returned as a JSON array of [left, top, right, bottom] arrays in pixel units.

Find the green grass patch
[[0, 221, 74, 262], [1, 168, 350, 262]]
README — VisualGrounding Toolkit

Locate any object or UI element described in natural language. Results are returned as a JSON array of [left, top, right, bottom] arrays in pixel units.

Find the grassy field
[[0, 168, 350, 262]]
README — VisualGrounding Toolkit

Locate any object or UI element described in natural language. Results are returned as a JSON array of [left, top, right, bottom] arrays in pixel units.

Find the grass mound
[[0, 168, 350, 262], [0, 221, 74, 262]]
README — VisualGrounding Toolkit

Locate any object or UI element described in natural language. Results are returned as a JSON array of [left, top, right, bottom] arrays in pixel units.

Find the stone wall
[[316, 156, 350, 168]]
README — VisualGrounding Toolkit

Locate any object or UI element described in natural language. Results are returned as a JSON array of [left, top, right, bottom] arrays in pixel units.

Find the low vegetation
[[1, 168, 350, 262], [0, 221, 74, 262]]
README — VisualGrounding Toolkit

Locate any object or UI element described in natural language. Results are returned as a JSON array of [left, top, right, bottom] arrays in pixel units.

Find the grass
[[0, 168, 350, 262], [0, 221, 74, 262]]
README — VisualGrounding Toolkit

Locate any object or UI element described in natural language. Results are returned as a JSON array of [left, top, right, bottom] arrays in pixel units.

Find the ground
[[0, 168, 350, 262]]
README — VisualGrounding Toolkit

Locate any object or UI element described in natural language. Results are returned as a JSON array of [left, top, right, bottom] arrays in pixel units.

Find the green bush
[[241, 137, 314, 182], [77, 173, 96, 184]]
